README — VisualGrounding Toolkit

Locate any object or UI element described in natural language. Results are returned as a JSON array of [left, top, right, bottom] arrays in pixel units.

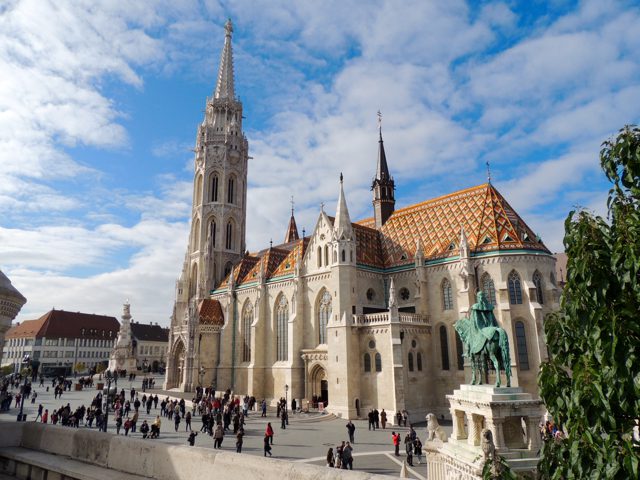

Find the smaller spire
[[334, 173, 353, 240], [284, 196, 300, 243], [214, 19, 235, 100]]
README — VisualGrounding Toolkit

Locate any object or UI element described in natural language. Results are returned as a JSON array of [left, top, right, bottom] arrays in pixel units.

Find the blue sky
[[1, 0, 639, 325]]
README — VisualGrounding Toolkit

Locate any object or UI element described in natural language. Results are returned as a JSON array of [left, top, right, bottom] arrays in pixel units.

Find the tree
[[74, 362, 86, 374], [538, 126, 640, 479]]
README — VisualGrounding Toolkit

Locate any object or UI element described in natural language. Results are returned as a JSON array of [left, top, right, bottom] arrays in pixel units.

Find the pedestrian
[[392, 431, 400, 456], [374, 408, 380, 429], [335, 442, 343, 469], [236, 429, 244, 453], [346, 420, 356, 443], [326, 447, 335, 467], [343, 442, 353, 470], [188, 431, 197, 446], [131, 411, 138, 432], [124, 418, 132, 436], [116, 416, 123, 435], [414, 438, 423, 464], [404, 433, 414, 466], [35, 404, 43, 422], [396, 411, 402, 426], [185, 411, 192, 431], [265, 422, 274, 445], [368, 410, 375, 430], [213, 423, 224, 449], [280, 409, 287, 429], [402, 409, 408, 427], [174, 412, 181, 432], [381, 409, 387, 429], [261, 399, 267, 417], [263, 434, 272, 457], [42, 409, 48, 424], [140, 420, 150, 439]]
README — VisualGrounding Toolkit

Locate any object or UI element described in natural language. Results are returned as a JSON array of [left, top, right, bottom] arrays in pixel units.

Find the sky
[[1, 0, 639, 326]]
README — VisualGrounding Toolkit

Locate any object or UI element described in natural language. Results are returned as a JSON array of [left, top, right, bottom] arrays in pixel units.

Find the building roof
[[10, 309, 120, 339], [284, 213, 300, 243], [198, 299, 224, 325], [5, 318, 47, 339], [130, 322, 169, 342], [215, 182, 549, 289]]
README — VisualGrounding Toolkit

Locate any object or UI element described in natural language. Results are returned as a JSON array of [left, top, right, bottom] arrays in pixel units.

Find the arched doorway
[[310, 365, 328, 406], [171, 340, 186, 388]]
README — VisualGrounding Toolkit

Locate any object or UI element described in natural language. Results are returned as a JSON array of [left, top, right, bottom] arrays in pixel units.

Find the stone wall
[[0, 422, 394, 480]]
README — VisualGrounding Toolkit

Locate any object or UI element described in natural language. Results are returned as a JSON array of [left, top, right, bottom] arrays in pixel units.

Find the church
[[164, 21, 557, 422]]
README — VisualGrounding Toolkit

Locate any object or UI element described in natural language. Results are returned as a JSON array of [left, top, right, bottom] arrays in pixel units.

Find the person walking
[[188, 431, 197, 446], [213, 423, 224, 449], [265, 422, 274, 445], [236, 428, 244, 453], [326, 448, 335, 467], [42, 409, 48, 424], [35, 404, 43, 422], [174, 412, 181, 432], [381, 409, 387, 429], [343, 442, 354, 470], [404, 433, 414, 466], [280, 409, 287, 429], [185, 411, 192, 431], [414, 438, 423, 464], [392, 431, 401, 456], [346, 420, 356, 443], [261, 399, 267, 417], [263, 434, 272, 457]]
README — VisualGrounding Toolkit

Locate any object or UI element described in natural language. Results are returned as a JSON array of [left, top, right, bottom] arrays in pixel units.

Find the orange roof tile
[[198, 299, 224, 325], [6, 318, 47, 338]]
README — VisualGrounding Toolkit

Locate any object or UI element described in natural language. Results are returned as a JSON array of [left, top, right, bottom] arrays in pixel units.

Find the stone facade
[[165, 22, 557, 422], [0, 270, 26, 362]]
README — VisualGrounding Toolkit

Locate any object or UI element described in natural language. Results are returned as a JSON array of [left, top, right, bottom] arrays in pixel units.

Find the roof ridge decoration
[[214, 19, 235, 100]]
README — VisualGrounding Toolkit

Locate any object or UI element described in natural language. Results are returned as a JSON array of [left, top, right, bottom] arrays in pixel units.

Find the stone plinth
[[427, 384, 544, 480]]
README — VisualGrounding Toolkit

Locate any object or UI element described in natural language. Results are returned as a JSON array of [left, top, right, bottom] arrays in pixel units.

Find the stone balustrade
[[353, 312, 430, 326]]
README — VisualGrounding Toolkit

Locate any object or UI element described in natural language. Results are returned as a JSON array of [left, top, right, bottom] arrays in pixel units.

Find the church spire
[[334, 173, 353, 239], [371, 112, 395, 229], [214, 19, 235, 100], [284, 196, 300, 243]]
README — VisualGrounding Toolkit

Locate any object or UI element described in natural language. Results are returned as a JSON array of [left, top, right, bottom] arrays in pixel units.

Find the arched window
[[192, 218, 200, 251], [417, 352, 423, 371], [341, 249, 346, 262], [226, 221, 233, 250], [318, 291, 331, 345], [366, 288, 375, 302], [514, 320, 530, 370], [455, 331, 464, 370], [408, 352, 414, 372], [227, 177, 235, 203], [189, 263, 198, 298], [207, 219, 216, 248], [364, 353, 371, 372], [481, 273, 497, 306], [211, 174, 219, 202], [533, 271, 544, 304], [276, 295, 289, 361], [242, 304, 253, 362], [324, 245, 329, 266], [508, 271, 523, 304], [317, 247, 322, 267], [442, 279, 453, 310], [375, 352, 382, 372], [195, 175, 203, 205], [439, 325, 450, 370]]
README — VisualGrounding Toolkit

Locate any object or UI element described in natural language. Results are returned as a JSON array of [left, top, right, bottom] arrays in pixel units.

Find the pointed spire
[[389, 277, 397, 308], [460, 227, 470, 258], [214, 19, 235, 100], [376, 112, 390, 181], [334, 173, 353, 239], [284, 196, 300, 243]]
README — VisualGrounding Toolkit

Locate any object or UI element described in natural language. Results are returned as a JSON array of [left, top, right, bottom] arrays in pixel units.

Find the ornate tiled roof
[[198, 299, 224, 325], [379, 183, 547, 266], [214, 183, 548, 287]]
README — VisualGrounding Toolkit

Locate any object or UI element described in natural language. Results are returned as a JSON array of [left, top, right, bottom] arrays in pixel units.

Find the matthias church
[[165, 21, 557, 421]]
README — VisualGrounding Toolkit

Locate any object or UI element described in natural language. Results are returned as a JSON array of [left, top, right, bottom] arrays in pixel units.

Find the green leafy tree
[[538, 126, 640, 479]]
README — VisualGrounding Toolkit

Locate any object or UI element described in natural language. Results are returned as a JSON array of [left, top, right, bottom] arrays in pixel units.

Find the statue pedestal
[[426, 384, 544, 480]]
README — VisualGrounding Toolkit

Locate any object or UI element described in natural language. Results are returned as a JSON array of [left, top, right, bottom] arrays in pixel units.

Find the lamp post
[[16, 355, 31, 422]]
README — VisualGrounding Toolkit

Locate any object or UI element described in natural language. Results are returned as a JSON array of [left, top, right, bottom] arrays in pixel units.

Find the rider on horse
[[466, 291, 499, 359]]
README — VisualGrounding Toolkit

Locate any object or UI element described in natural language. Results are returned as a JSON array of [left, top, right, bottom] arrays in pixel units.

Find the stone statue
[[454, 291, 511, 387], [481, 428, 496, 462], [425, 413, 447, 442]]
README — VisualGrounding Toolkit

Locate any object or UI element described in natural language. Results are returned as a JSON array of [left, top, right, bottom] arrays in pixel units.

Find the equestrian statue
[[454, 291, 512, 387]]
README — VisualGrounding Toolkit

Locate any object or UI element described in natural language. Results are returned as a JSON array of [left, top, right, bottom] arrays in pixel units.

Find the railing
[[352, 312, 430, 326]]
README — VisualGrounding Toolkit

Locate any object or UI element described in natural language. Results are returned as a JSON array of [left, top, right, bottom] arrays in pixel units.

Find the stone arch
[[241, 299, 253, 363], [309, 363, 328, 406], [189, 263, 198, 299], [192, 217, 201, 251], [195, 174, 203, 206], [513, 318, 530, 371], [209, 171, 220, 202], [168, 336, 186, 389]]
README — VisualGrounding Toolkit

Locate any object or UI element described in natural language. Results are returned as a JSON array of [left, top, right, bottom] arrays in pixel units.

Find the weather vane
[[377, 110, 382, 132], [486, 161, 492, 184]]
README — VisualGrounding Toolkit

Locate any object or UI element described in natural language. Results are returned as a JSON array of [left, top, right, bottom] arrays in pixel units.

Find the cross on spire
[[290, 195, 295, 216], [486, 161, 492, 184], [377, 110, 382, 137]]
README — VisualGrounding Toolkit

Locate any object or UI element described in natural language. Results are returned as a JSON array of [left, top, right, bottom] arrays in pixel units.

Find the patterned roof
[[198, 299, 224, 325], [214, 183, 548, 287]]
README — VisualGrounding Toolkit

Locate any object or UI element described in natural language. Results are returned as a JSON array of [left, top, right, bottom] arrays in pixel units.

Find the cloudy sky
[[1, 0, 638, 326]]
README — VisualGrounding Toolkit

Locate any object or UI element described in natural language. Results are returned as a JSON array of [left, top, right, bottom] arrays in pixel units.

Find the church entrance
[[310, 365, 328, 406], [169, 340, 186, 389]]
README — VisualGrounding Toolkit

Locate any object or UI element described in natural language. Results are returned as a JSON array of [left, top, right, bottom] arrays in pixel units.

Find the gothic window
[[242, 304, 252, 362], [375, 352, 382, 372], [276, 295, 289, 362], [508, 271, 523, 305], [341, 249, 346, 262], [210, 220, 217, 248], [211, 174, 219, 202], [514, 320, 530, 370], [225, 221, 233, 250], [366, 288, 375, 302], [227, 177, 235, 204], [195, 175, 203, 205], [192, 218, 200, 251], [481, 273, 497, 306], [533, 271, 544, 304], [189, 263, 198, 298], [417, 352, 423, 371], [400, 288, 410, 301], [364, 353, 371, 372], [442, 279, 453, 310], [439, 325, 450, 370], [318, 291, 331, 345], [317, 247, 322, 267], [408, 352, 414, 372], [324, 245, 329, 266], [455, 331, 464, 370]]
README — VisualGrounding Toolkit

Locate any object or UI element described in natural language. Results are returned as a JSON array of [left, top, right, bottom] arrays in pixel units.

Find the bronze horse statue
[[454, 292, 512, 387]]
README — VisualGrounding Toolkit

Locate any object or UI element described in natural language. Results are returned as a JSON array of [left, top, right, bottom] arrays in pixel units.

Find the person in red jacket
[[265, 422, 274, 445], [42, 409, 48, 424], [392, 431, 400, 456]]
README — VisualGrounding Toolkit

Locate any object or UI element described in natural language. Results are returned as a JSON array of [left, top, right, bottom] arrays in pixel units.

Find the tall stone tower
[[371, 125, 395, 229], [165, 19, 248, 391]]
